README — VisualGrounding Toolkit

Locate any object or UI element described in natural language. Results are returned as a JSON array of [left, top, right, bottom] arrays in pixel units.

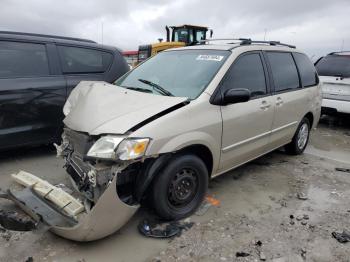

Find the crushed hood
[[63, 81, 188, 135]]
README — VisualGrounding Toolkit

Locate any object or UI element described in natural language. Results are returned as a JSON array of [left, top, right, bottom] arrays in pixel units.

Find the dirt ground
[[0, 115, 349, 262]]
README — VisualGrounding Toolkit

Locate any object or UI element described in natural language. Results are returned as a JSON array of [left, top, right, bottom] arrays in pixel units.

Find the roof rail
[[199, 38, 296, 49], [328, 51, 350, 55], [0, 31, 96, 44]]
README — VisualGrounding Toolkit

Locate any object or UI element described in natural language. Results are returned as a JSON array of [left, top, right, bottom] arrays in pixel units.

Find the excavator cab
[[138, 24, 212, 63], [168, 25, 211, 44]]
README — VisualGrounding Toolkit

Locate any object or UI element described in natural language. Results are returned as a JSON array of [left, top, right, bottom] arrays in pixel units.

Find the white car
[[315, 51, 350, 114]]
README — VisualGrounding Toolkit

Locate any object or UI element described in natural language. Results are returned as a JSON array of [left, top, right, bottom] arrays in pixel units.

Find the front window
[[115, 50, 230, 99], [316, 54, 350, 77], [173, 29, 189, 43]]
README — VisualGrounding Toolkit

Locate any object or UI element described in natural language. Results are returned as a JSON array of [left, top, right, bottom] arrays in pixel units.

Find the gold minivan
[[4, 39, 321, 241]]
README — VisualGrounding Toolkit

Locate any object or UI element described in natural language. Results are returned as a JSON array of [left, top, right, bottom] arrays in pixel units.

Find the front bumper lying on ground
[[1, 170, 139, 242]]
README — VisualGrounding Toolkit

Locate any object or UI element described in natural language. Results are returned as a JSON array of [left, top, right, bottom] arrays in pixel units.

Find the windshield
[[316, 54, 350, 77], [115, 50, 230, 99]]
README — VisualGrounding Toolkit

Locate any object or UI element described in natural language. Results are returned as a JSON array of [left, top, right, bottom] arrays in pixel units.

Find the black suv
[[0, 31, 129, 150]]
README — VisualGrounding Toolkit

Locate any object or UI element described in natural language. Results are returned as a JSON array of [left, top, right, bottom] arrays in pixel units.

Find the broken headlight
[[87, 136, 150, 160]]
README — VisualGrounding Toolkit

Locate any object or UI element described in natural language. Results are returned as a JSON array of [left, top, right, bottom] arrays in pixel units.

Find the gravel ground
[[0, 115, 350, 262]]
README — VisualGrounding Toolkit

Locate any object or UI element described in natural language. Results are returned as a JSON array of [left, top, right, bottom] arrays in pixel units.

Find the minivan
[[4, 39, 321, 241], [0, 31, 129, 150]]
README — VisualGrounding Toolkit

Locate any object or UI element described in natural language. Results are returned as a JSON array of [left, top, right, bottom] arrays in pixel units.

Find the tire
[[151, 154, 208, 220], [285, 117, 310, 155]]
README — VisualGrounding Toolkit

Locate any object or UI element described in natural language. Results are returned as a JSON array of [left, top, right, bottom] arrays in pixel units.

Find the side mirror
[[223, 88, 251, 105]]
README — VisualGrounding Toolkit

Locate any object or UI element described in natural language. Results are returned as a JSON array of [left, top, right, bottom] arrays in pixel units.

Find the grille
[[64, 128, 94, 157]]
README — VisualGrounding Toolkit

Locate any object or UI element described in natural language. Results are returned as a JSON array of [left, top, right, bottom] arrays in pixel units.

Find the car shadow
[[319, 113, 350, 129]]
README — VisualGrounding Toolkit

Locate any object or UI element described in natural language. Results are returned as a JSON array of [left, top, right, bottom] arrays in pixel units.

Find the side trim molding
[[221, 121, 298, 153]]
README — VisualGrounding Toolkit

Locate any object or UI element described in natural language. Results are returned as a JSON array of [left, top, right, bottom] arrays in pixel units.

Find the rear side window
[[267, 52, 300, 92], [293, 53, 318, 87], [315, 55, 350, 77], [221, 53, 267, 97], [0, 41, 49, 78], [58, 46, 113, 74]]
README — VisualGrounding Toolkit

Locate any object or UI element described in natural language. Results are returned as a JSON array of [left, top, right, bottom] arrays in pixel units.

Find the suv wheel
[[285, 117, 310, 155], [151, 154, 208, 220]]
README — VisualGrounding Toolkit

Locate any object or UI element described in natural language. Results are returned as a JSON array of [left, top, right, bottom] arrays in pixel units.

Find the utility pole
[[341, 39, 344, 52], [101, 22, 104, 44], [263, 29, 267, 41]]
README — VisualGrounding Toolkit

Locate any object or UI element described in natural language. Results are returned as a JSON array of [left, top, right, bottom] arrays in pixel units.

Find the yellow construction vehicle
[[137, 24, 212, 63]]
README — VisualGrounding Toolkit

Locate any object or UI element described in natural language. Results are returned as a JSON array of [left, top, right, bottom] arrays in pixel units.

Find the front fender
[[148, 131, 220, 173]]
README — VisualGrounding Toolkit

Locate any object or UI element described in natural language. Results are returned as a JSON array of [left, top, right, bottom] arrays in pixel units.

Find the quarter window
[[0, 41, 49, 78], [58, 46, 112, 74], [267, 52, 300, 92], [293, 53, 318, 87], [221, 53, 267, 97]]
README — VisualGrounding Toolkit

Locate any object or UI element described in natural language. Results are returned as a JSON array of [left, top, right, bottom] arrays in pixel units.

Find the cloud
[[0, 0, 349, 57]]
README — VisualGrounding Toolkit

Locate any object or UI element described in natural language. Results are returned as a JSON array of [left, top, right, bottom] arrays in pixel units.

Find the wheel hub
[[297, 123, 309, 150], [168, 168, 198, 207]]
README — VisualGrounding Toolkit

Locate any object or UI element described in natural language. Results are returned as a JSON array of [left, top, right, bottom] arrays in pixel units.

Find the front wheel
[[285, 117, 310, 155], [151, 154, 208, 220]]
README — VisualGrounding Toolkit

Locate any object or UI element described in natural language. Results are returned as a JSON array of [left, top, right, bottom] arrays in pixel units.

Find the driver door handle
[[260, 100, 271, 110]]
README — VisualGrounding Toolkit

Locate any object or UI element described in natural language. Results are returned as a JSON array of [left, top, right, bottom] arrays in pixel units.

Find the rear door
[[0, 40, 66, 149], [57, 45, 114, 97], [264, 51, 309, 149], [219, 52, 274, 171]]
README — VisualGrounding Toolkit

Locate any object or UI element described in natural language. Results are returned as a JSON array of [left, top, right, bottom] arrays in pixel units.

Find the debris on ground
[[205, 195, 220, 206], [138, 219, 194, 238], [301, 248, 307, 259], [332, 230, 350, 243], [0, 210, 36, 231], [297, 192, 308, 200], [236, 251, 250, 257], [335, 167, 350, 173], [25, 257, 34, 262], [195, 195, 220, 216]]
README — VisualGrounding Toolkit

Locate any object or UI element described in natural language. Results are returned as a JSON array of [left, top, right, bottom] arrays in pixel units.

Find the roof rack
[[199, 38, 296, 49], [328, 51, 350, 55], [0, 31, 96, 44]]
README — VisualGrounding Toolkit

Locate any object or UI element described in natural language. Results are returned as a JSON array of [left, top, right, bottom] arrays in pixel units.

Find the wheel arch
[[304, 112, 314, 128]]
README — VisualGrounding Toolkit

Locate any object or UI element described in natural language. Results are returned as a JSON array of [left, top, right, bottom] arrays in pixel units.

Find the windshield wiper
[[124, 86, 153, 93], [138, 79, 174, 96]]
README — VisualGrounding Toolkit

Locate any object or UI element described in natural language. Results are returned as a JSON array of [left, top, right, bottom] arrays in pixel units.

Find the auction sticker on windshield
[[196, 55, 224, 61]]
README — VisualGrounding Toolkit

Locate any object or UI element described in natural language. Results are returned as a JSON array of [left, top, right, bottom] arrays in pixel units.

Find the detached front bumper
[[52, 170, 139, 241], [1, 170, 139, 242]]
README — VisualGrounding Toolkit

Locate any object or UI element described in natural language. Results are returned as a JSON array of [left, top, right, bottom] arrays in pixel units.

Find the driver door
[[218, 52, 275, 172]]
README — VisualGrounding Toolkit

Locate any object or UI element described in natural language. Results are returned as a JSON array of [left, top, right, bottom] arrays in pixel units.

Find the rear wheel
[[151, 154, 208, 220], [285, 117, 310, 155]]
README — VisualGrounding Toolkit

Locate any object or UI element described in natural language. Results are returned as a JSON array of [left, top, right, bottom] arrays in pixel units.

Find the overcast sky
[[1, 0, 349, 59]]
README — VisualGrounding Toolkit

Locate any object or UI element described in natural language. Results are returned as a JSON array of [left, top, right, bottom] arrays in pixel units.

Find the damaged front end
[[0, 128, 154, 241]]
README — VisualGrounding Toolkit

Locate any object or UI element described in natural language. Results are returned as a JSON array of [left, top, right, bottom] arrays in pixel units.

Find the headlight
[[87, 136, 150, 160], [87, 136, 124, 159], [116, 138, 150, 160]]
